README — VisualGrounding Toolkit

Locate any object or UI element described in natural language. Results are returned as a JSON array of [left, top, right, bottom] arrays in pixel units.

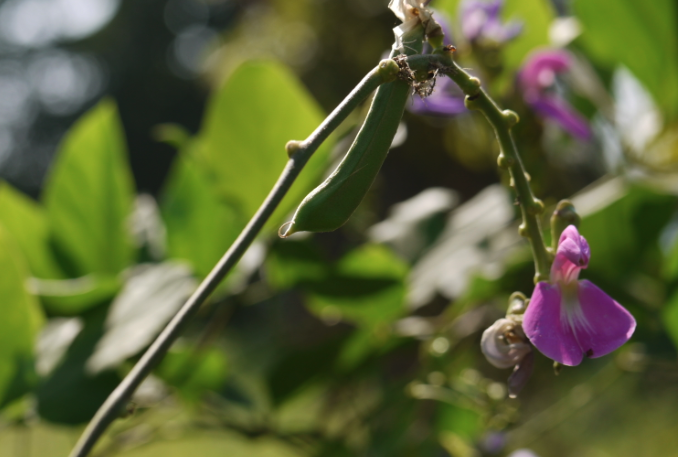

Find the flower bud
[[481, 318, 531, 369]]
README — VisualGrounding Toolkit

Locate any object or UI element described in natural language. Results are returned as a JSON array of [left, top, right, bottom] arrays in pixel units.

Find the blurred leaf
[[0, 226, 44, 408], [197, 60, 332, 229], [86, 262, 197, 374], [665, 234, 678, 282], [579, 185, 676, 282], [573, 0, 678, 119], [35, 318, 83, 378], [156, 345, 228, 403], [436, 403, 483, 442], [264, 238, 329, 290], [108, 430, 303, 457], [661, 290, 678, 351], [0, 182, 62, 279], [43, 99, 136, 277], [28, 274, 121, 316], [502, 0, 554, 73], [161, 153, 243, 278], [36, 307, 121, 424], [267, 335, 346, 406], [304, 244, 409, 328]]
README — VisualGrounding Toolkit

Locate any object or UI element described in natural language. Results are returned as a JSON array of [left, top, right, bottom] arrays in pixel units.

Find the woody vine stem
[[68, 39, 549, 457]]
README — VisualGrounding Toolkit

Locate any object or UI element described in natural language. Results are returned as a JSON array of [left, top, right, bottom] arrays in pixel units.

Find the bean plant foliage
[[1, 0, 678, 456]]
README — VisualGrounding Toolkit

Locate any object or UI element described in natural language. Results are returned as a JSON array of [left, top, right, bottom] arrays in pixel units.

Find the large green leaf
[[573, 0, 678, 119], [0, 225, 44, 408], [197, 60, 331, 229], [0, 182, 62, 279], [579, 185, 675, 283], [43, 99, 136, 277], [304, 244, 409, 329], [661, 290, 678, 351], [161, 152, 243, 278]]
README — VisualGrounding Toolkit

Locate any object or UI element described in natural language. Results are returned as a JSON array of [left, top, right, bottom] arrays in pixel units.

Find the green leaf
[[661, 290, 678, 351], [156, 345, 228, 403], [0, 182, 62, 279], [197, 60, 331, 229], [29, 274, 122, 316], [0, 225, 44, 408], [573, 0, 678, 119], [161, 152, 243, 278], [43, 99, 136, 277], [304, 244, 409, 328], [36, 306, 121, 424], [264, 238, 329, 291], [579, 185, 675, 282]]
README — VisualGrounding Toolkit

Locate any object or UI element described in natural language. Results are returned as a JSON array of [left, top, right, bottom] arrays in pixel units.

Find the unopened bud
[[481, 318, 531, 369], [285, 140, 303, 158]]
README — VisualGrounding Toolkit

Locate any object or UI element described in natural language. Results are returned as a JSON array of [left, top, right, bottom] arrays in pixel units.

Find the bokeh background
[[0, 0, 677, 456]]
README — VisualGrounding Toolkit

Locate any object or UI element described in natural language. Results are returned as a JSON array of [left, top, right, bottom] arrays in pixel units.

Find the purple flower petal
[[573, 280, 636, 359], [459, 0, 521, 43], [519, 49, 571, 93], [529, 96, 592, 140], [558, 225, 590, 267], [523, 282, 584, 366]]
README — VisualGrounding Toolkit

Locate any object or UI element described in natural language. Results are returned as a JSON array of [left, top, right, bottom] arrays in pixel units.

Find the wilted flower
[[519, 49, 591, 140], [388, 0, 442, 47], [523, 225, 636, 366], [460, 0, 522, 44]]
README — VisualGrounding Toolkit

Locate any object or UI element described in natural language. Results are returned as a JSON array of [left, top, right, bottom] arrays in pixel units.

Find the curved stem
[[412, 50, 551, 282], [68, 62, 396, 457]]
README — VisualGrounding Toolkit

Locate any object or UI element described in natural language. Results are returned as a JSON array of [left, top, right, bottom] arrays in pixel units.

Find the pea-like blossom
[[523, 225, 636, 366], [460, 0, 522, 44], [519, 49, 591, 140]]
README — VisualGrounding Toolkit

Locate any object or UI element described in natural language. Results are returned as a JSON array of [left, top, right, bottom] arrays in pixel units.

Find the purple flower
[[460, 0, 522, 44], [523, 226, 636, 366], [519, 49, 592, 140]]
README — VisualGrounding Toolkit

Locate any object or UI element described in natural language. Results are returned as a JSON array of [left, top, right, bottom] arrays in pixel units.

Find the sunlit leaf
[[573, 0, 678, 119], [36, 307, 121, 424], [0, 182, 62, 279], [0, 226, 44, 408], [28, 274, 121, 316], [161, 152, 243, 278], [43, 99, 136, 277], [86, 262, 197, 374], [197, 60, 332, 229]]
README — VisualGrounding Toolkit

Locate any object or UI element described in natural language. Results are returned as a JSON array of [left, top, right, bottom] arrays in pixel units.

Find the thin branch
[[409, 50, 551, 281], [68, 61, 398, 457]]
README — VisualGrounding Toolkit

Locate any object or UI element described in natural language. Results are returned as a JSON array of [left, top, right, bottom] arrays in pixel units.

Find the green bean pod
[[280, 28, 424, 237]]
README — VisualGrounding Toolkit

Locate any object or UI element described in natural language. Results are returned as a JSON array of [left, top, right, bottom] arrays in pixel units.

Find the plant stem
[[410, 50, 551, 282], [68, 61, 397, 457]]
